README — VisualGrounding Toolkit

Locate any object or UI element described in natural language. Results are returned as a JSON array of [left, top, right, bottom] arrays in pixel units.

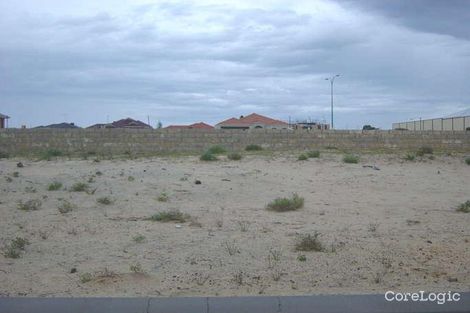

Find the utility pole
[[325, 74, 340, 129]]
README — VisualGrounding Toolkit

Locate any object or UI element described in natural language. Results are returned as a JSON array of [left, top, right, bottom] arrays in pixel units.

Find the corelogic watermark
[[385, 291, 461, 305]]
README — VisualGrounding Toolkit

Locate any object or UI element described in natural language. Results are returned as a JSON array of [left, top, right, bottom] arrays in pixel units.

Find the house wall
[[1, 129, 470, 156]]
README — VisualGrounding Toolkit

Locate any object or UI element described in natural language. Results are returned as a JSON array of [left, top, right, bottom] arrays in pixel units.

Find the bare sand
[[1, 153, 469, 297]]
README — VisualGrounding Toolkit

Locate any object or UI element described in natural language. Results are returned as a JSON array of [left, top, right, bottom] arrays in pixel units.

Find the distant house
[[87, 118, 152, 129], [35, 122, 80, 129], [293, 121, 329, 130], [165, 122, 213, 130], [0, 113, 9, 129], [215, 113, 289, 130]]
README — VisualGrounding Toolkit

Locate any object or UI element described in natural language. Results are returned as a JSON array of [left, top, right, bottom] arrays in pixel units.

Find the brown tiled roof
[[216, 113, 288, 127], [111, 118, 152, 129], [166, 122, 213, 129]]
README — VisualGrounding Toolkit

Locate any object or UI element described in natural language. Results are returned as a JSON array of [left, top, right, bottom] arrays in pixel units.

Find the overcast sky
[[1, 0, 469, 129]]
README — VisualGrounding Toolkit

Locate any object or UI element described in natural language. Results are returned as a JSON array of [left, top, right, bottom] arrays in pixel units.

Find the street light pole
[[325, 74, 340, 129]]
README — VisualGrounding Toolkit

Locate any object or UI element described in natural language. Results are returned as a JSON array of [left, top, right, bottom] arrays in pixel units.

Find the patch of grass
[[12, 171, 19, 178], [456, 201, 470, 213], [207, 145, 226, 154], [200, 152, 218, 161], [71, 182, 89, 192], [237, 220, 250, 232], [95, 171, 103, 176], [157, 192, 169, 202], [128, 176, 135, 182], [58, 200, 74, 214], [416, 146, 433, 156], [245, 144, 263, 151], [147, 210, 190, 222], [11, 237, 29, 250], [266, 193, 304, 212], [17, 199, 42, 211], [6, 176, 13, 183], [40, 149, 63, 161], [295, 232, 324, 252], [133, 235, 145, 243], [24, 186, 36, 193], [307, 150, 320, 158], [0, 151, 9, 159], [297, 255, 307, 262], [465, 157, 470, 165], [48, 181, 63, 191], [97, 196, 113, 205], [343, 154, 359, 164], [227, 152, 242, 160], [223, 240, 240, 256], [404, 153, 415, 161], [298, 154, 308, 161]]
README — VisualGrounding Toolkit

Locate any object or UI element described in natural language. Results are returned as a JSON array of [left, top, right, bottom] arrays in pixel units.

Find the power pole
[[325, 74, 340, 129]]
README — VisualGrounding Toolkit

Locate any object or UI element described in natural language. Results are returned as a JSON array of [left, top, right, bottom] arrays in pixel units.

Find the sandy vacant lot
[[1, 152, 469, 297]]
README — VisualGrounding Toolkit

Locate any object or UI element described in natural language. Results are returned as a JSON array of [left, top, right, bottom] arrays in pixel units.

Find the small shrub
[[465, 157, 470, 165], [71, 182, 89, 192], [237, 220, 250, 232], [130, 263, 144, 273], [404, 154, 415, 161], [297, 255, 307, 262], [207, 145, 226, 154], [48, 181, 63, 191], [11, 237, 29, 250], [157, 192, 169, 202], [343, 154, 359, 164], [148, 210, 190, 223], [80, 273, 93, 283], [0, 151, 9, 159], [97, 196, 113, 205], [266, 193, 304, 212], [200, 152, 217, 161], [2, 237, 29, 258], [24, 186, 36, 193], [295, 233, 324, 252], [417, 146, 433, 156], [6, 177, 13, 183], [128, 176, 135, 182], [58, 200, 74, 213], [133, 235, 145, 243], [307, 150, 320, 158], [245, 144, 263, 151], [12, 172, 19, 178], [298, 154, 308, 161], [457, 201, 470, 213], [95, 171, 103, 176], [227, 152, 242, 160], [40, 149, 63, 160], [17, 199, 42, 211]]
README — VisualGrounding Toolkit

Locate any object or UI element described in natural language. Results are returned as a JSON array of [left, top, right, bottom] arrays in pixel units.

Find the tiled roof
[[111, 118, 152, 129], [166, 122, 213, 129], [216, 113, 288, 126]]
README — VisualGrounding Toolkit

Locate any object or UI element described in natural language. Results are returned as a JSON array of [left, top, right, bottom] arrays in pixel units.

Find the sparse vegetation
[[307, 150, 320, 158], [12, 171, 19, 178], [404, 154, 416, 161], [343, 154, 359, 164], [2, 237, 29, 258], [128, 176, 135, 182], [148, 210, 190, 222], [0, 151, 9, 158], [133, 235, 145, 243], [298, 154, 308, 161], [71, 182, 89, 192], [58, 200, 74, 213], [416, 146, 433, 156], [223, 240, 240, 256], [465, 157, 470, 165], [266, 193, 304, 212], [295, 232, 324, 252], [245, 144, 263, 151], [40, 149, 63, 161], [17, 199, 42, 211], [97, 196, 113, 205], [227, 152, 242, 160], [207, 145, 226, 154], [48, 181, 63, 191], [130, 263, 144, 273], [297, 255, 307, 262], [79, 273, 93, 283], [237, 220, 250, 232], [456, 201, 470, 213], [24, 186, 36, 193], [157, 192, 169, 202], [200, 152, 218, 161]]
